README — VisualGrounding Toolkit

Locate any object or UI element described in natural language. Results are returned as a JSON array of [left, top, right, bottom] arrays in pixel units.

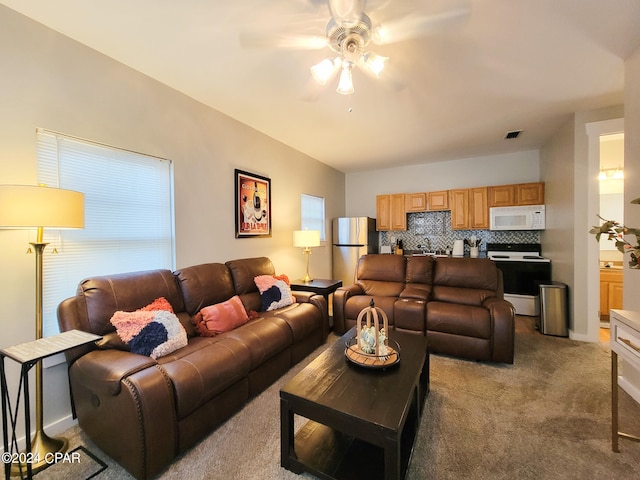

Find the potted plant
[[590, 197, 640, 268]]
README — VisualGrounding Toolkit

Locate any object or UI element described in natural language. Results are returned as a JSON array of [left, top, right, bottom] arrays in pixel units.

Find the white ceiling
[[2, 0, 640, 173]]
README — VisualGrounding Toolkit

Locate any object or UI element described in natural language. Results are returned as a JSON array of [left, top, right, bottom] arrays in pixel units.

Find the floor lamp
[[0, 184, 84, 473], [293, 230, 320, 283]]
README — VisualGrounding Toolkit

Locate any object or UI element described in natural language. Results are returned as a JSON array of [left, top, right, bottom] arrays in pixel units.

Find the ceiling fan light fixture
[[363, 52, 388, 77], [336, 65, 354, 95], [311, 58, 338, 85]]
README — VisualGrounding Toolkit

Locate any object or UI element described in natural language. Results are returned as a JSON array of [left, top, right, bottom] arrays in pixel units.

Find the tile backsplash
[[379, 211, 540, 253]]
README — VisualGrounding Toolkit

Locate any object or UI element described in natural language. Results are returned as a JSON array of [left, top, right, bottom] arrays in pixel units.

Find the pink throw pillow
[[195, 295, 249, 336], [139, 297, 174, 313]]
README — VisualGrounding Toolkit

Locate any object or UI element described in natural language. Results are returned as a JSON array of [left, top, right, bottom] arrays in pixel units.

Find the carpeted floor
[[50, 322, 640, 480]]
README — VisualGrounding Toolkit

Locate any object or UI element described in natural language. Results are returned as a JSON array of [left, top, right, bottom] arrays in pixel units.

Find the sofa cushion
[[433, 257, 499, 291], [224, 317, 293, 370], [254, 274, 295, 311], [344, 295, 397, 326], [174, 263, 236, 315], [356, 254, 406, 297], [426, 301, 491, 339], [76, 269, 186, 336], [264, 303, 322, 341], [158, 336, 252, 418], [194, 295, 249, 336]]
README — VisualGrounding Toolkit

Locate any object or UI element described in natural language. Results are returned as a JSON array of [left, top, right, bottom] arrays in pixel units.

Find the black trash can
[[537, 281, 568, 337]]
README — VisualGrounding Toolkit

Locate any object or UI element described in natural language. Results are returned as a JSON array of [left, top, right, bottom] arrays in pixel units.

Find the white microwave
[[490, 205, 545, 231]]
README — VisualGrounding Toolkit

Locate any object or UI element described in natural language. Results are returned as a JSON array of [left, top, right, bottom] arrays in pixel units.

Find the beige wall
[[624, 46, 640, 310], [539, 118, 575, 326], [345, 150, 540, 218], [0, 6, 344, 435]]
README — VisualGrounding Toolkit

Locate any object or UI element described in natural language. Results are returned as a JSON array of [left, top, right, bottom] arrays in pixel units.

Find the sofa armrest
[[333, 285, 364, 334], [483, 297, 515, 364], [72, 349, 158, 396], [69, 349, 177, 479]]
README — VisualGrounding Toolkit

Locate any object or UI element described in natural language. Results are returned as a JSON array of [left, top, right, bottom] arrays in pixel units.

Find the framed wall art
[[235, 169, 271, 238]]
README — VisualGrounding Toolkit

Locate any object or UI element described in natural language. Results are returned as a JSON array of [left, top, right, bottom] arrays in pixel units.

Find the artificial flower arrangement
[[590, 197, 640, 268]]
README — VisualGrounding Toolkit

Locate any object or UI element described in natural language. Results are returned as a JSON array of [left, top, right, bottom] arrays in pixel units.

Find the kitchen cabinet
[[376, 194, 407, 231], [449, 188, 489, 230], [405, 192, 428, 212], [601, 268, 623, 320], [449, 189, 470, 230], [469, 187, 489, 229], [488, 182, 544, 207], [488, 185, 516, 207], [516, 182, 545, 205], [427, 190, 449, 211]]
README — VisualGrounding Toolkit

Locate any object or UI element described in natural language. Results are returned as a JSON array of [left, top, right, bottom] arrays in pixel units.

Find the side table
[[290, 278, 342, 301], [1, 329, 101, 479], [610, 309, 640, 452]]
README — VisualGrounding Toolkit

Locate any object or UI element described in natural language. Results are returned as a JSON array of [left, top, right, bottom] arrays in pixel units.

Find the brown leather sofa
[[333, 254, 515, 363], [57, 257, 328, 480]]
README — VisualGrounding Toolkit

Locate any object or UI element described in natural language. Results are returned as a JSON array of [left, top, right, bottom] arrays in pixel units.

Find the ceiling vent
[[505, 130, 522, 139]]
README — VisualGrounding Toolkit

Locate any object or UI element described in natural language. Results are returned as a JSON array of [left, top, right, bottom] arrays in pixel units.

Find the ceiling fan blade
[[239, 31, 327, 50], [372, 7, 470, 45], [328, 0, 366, 27]]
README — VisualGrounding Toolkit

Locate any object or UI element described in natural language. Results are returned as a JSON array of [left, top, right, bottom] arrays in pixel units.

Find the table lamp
[[0, 184, 84, 473], [293, 230, 320, 283]]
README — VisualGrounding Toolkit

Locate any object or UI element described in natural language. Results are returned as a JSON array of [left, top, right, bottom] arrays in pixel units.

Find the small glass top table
[[1, 329, 101, 479]]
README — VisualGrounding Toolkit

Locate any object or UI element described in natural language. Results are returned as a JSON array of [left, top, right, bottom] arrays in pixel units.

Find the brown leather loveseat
[[333, 254, 515, 363], [57, 257, 328, 480]]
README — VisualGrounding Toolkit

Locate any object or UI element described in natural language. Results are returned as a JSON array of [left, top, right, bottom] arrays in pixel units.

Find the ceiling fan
[[242, 0, 471, 96]]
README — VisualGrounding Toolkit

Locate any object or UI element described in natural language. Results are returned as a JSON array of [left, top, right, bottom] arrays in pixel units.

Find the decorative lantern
[[345, 299, 400, 368]]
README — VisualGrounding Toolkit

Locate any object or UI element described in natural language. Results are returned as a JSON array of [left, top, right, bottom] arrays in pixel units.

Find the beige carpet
[[51, 326, 640, 480]]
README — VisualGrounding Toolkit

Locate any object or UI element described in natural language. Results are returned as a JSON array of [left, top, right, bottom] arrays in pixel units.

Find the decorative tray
[[345, 337, 401, 369]]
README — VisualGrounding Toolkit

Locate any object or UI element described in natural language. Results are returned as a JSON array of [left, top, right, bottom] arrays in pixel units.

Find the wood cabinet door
[[427, 190, 449, 210], [390, 193, 407, 230], [488, 185, 516, 207], [516, 182, 544, 205], [449, 189, 469, 230], [470, 187, 489, 229], [376, 195, 390, 231], [600, 280, 609, 319], [405, 192, 427, 212], [609, 282, 624, 311]]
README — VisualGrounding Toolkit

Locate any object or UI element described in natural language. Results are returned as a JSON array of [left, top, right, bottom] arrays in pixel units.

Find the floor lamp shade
[[0, 184, 84, 474], [0, 185, 84, 231]]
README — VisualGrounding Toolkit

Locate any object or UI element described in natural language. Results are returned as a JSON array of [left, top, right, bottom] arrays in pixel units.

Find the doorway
[[598, 133, 624, 338], [587, 118, 624, 343]]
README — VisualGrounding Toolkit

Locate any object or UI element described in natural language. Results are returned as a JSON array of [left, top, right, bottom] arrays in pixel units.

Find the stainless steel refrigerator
[[332, 217, 378, 287]]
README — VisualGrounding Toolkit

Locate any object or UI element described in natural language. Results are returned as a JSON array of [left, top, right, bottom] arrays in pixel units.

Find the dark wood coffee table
[[280, 328, 429, 480]]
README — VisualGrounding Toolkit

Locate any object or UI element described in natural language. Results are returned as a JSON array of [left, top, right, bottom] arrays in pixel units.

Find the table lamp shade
[[293, 230, 320, 248], [0, 185, 84, 229]]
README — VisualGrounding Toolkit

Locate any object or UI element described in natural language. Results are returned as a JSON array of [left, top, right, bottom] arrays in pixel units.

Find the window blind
[[36, 129, 175, 336], [301, 194, 326, 241]]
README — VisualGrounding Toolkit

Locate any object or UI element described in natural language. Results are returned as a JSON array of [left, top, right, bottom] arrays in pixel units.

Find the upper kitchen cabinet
[[427, 190, 449, 211], [376, 194, 407, 231], [405, 192, 428, 212], [449, 189, 470, 230], [469, 187, 489, 229], [488, 182, 544, 207], [516, 182, 544, 205], [450, 188, 489, 230], [488, 185, 516, 207]]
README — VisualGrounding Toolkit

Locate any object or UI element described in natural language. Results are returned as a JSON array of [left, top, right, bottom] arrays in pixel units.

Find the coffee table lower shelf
[[286, 417, 419, 480]]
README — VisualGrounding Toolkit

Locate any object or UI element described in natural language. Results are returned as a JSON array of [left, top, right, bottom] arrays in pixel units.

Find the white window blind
[[301, 194, 325, 241], [37, 129, 175, 336]]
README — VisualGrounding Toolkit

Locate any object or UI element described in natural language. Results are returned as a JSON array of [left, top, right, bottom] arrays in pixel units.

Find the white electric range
[[486, 243, 551, 316]]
